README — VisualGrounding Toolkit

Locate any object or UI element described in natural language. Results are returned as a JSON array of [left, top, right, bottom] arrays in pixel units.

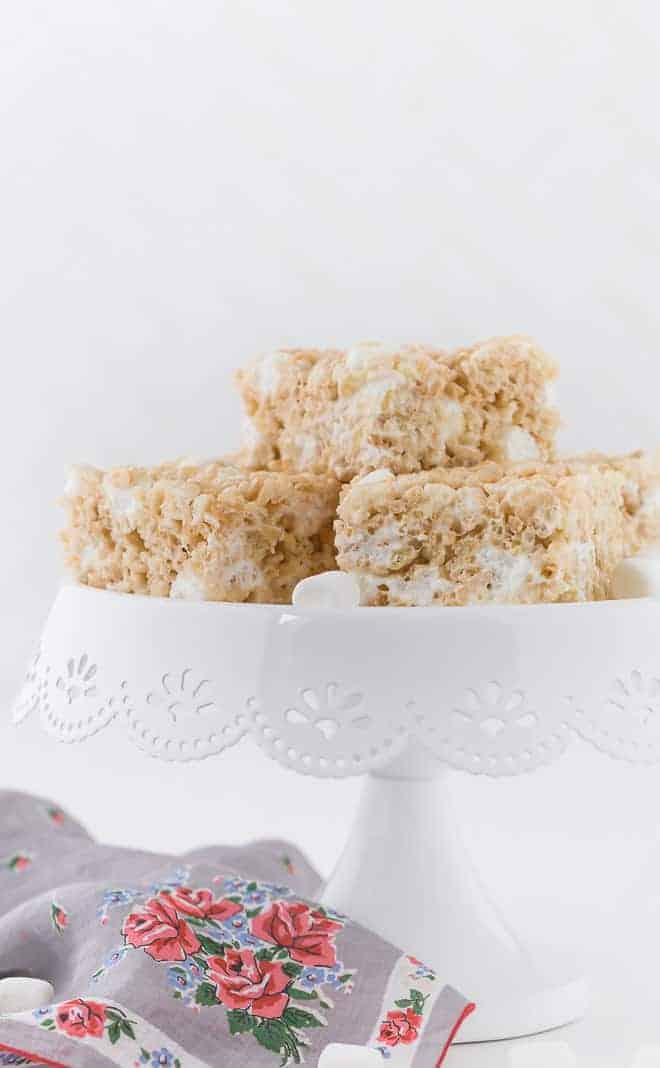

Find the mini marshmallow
[[356, 468, 395, 486], [611, 547, 660, 599], [318, 1044, 382, 1068], [509, 1041, 577, 1067], [292, 571, 362, 610], [0, 976, 54, 1014]]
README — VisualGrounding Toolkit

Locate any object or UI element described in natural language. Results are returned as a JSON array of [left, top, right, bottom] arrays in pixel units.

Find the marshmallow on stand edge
[[292, 571, 361, 610], [611, 545, 660, 599]]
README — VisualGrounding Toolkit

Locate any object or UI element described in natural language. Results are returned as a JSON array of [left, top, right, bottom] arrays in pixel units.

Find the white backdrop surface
[[2, 3, 660, 1060]]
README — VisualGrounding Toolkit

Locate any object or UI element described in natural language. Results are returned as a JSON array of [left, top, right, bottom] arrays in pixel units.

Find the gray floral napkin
[[0, 791, 473, 1067]]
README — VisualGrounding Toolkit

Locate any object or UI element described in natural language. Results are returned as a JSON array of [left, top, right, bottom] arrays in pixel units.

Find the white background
[[2, 3, 660, 1063]]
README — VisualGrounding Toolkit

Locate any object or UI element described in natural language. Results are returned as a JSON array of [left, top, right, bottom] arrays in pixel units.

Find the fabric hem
[[0, 1041, 68, 1067], [434, 1002, 476, 1067]]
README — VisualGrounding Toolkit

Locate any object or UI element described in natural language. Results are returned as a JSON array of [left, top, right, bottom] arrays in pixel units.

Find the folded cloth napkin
[[0, 791, 473, 1067]]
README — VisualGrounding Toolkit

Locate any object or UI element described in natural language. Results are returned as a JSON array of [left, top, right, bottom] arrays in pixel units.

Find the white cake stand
[[12, 585, 660, 1043]]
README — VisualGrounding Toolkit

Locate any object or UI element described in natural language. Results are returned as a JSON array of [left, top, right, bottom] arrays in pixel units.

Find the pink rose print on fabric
[[251, 901, 341, 967], [378, 1007, 422, 1047], [100, 875, 357, 1066], [375, 988, 430, 1053], [122, 897, 200, 962], [5, 853, 32, 873], [50, 902, 69, 935], [55, 999, 106, 1039], [207, 949, 291, 1019], [160, 887, 242, 922], [47, 806, 66, 827], [33, 1001, 141, 1055]]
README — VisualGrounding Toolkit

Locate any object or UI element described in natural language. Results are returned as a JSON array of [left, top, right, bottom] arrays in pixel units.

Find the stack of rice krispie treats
[[62, 336, 660, 606]]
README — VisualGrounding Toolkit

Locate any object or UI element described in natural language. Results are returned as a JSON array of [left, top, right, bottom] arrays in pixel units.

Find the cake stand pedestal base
[[321, 748, 589, 1043]]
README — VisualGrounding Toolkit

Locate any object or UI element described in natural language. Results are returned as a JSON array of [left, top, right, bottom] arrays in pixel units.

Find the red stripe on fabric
[[0, 1042, 68, 1067], [435, 1002, 477, 1067]]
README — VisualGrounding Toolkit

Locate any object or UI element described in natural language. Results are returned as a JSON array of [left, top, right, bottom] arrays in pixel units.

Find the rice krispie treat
[[236, 336, 560, 481], [335, 459, 635, 606], [61, 460, 339, 603], [595, 449, 660, 550]]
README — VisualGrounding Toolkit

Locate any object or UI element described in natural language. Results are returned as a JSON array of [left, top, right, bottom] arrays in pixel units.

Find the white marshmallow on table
[[318, 1044, 382, 1067], [0, 976, 54, 1014], [611, 545, 660, 600], [292, 570, 362, 610]]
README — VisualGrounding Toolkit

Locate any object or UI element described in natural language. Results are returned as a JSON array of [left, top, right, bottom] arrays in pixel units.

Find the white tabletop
[[446, 854, 660, 1067]]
